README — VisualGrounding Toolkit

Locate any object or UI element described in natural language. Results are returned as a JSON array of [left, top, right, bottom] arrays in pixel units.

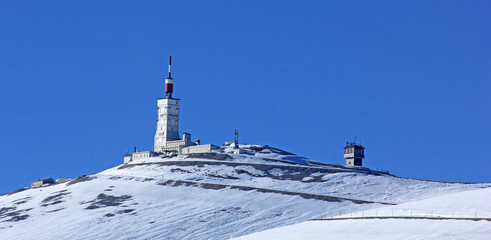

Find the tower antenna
[[234, 130, 239, 148], [168, 56, 172, 78], [165, 56, 173, 98]]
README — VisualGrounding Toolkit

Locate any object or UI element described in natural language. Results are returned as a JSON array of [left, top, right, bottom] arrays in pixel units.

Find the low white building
[[180, 144, 219, 154], [221, 142, 245, 154], [124, 151, 159, 164]]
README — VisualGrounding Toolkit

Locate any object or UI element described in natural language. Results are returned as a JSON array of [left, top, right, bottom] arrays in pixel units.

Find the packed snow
[[0, 145, 489, 239], [233, 187, 491, 240]]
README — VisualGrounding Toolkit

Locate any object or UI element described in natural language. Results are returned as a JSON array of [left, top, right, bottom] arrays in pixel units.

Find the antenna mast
[[234, 130, 239, 148], [165, 56, 173, 98]]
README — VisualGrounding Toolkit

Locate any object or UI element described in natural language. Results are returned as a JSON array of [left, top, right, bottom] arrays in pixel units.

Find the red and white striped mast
[[165, 56, 173, 98]]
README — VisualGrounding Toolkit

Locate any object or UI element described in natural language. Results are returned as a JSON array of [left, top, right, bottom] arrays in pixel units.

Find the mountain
[[1, 145, 489, 240]]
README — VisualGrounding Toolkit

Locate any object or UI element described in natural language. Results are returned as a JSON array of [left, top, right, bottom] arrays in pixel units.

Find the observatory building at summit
[[124, 57, 219, 163], [124, 57, 365, 167], [153, 56, 195, 152], [152, 57, 218, 154]]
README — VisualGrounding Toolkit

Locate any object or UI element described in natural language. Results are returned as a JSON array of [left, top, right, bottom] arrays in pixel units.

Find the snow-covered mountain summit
[[1, 145, 489, 239]]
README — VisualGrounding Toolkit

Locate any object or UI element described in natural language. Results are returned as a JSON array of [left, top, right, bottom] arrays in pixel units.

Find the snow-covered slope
[[0, 145, 489, 239], [233, 187, 491, 240]]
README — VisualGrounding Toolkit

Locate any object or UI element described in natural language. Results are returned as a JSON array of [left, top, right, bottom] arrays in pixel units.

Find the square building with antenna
[[344, 141, 365, 167]]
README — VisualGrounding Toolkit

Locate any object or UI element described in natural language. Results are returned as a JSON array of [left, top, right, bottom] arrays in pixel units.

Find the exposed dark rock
[[46, 208, 65, 213], [207, 174, 240, 180], [0, 207, 16, 215], [158, 180, 395, 205], [0, 188, 28, 197], [235, 169, 264, 177], [0, 207, 32, 222], [186, 153, 232, 160], [82, 194, 133, 209], [171, 168, 192, 173], [214, 207, 241, 214], [12, 197, 32, 205], [245, 145, 296, 156], [117, 209, 135, 214], [42, 192, 69, 203], [261, 158, 306, 165], [120, 161, 391, 180], [41, 191, 71, 207], [5, 215, 29, 222], [201, 183, 227, 190], [66, 176, 96, 186]]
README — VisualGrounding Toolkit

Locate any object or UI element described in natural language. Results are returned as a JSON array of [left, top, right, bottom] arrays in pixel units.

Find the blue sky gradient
[[0, 1, 490, 194]]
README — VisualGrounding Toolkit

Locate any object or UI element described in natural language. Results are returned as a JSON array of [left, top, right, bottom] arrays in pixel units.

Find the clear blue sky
[[1, 1, 490, 194]]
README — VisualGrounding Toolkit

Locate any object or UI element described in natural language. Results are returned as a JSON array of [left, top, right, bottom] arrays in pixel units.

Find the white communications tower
[[154, 56, 182, 152]]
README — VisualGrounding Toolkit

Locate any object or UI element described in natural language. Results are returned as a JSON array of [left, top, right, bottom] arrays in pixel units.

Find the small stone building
[[31, 178, 56, 188]]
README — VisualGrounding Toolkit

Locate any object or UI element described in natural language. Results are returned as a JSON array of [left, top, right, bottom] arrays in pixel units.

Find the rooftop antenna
[[165, 56, 173, 98], [234, 130, 239, 148], [168, 56, 172, 78]]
